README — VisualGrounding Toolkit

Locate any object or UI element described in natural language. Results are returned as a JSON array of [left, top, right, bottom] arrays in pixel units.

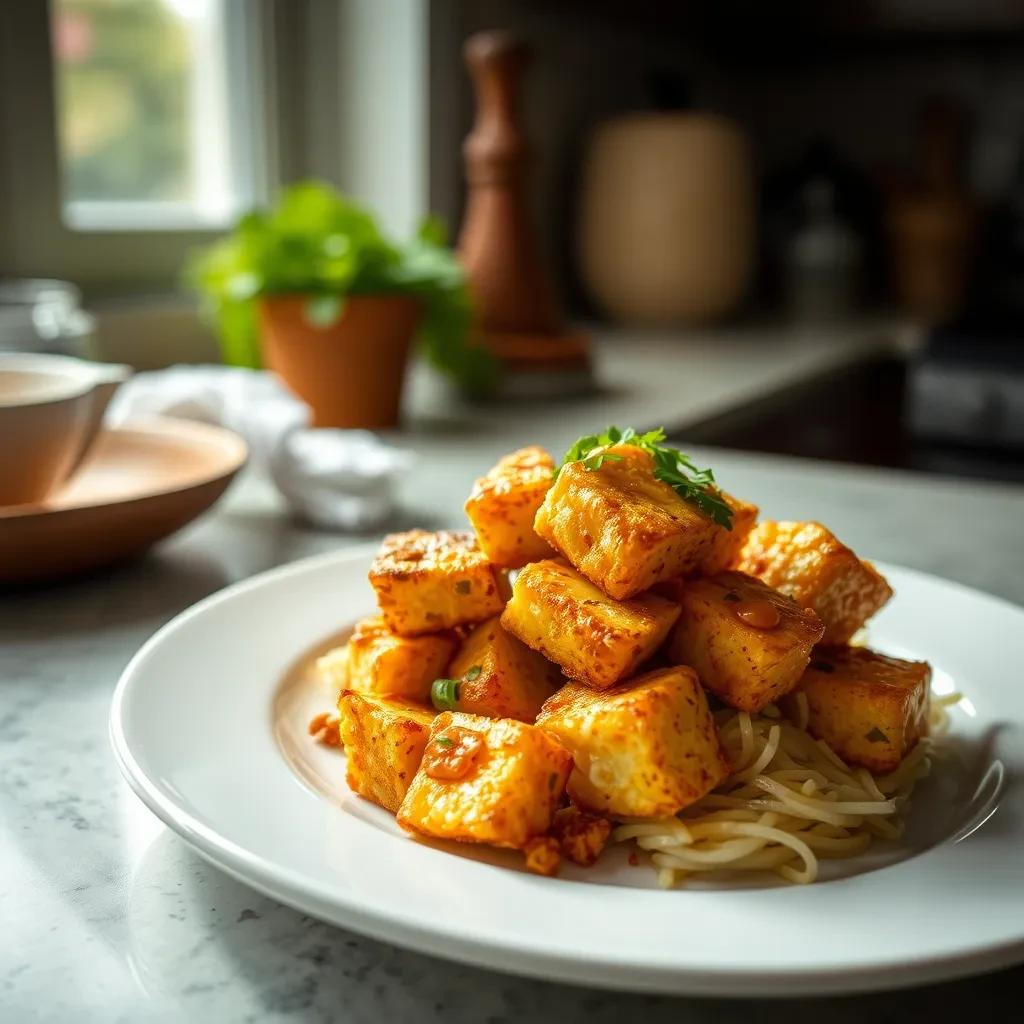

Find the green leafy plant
[[557, 425, 733, 528], [186, 182, 496, 393]]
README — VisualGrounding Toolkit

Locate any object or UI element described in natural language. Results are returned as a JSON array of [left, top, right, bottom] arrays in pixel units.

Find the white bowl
[[0, 352, 130, 506]]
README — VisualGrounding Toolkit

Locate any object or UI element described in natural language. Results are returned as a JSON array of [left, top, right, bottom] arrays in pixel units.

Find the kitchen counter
[[405, 317, 908, 438], [4, 396, 1023, 1021]]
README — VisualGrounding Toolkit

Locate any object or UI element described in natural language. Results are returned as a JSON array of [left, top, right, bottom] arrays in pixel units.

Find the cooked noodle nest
[[613, 692, 960, 886]]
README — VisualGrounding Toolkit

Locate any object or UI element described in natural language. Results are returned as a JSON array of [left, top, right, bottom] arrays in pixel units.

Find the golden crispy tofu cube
[[700, 492, 759, 576], [781, 647, 931, 773], [464, 446, 556, 568], [533, 448, 720, 600], [397, 712, 572, 849], [536, 666, 729, 819], [369, 529, 505, 636], [501, 558, 680, 689], [337, 691, 436, 813], [341, 616, 455, 702], [736, 521, 893, 644], [666, 571, 824, 713], [447, 615, 563, 722]]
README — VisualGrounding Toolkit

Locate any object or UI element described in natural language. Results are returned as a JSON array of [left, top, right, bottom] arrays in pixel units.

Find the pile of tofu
[[328, 442, 932, 874]]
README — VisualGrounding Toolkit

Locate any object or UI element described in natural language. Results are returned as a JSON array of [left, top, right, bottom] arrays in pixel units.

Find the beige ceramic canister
[[578, 112, 755, 326]]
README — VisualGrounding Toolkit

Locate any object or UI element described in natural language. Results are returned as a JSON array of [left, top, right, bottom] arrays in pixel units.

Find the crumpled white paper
[[105, 365, 410, 530]]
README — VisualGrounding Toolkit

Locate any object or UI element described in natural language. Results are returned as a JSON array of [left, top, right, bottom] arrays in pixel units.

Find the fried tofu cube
[[533, 448, 720, 600], [397, 712, 572, 849], [464, 446, 556, 568], [447, 615, 563, 722], [780, 647, 931, 773], [501, 558, 680, 689], [536, 666, 729, 818], [700, 492, 759, 576], [337, 691, 436, 813], [369, 529, 505, 636], [736, 521, 893, 644], [340, 616, 455, 702], [665, 571, 824, 713]]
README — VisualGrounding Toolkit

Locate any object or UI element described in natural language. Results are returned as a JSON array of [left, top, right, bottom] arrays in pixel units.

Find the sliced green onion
[[431, 677, 461, 712], [464, 665, 482, 681]]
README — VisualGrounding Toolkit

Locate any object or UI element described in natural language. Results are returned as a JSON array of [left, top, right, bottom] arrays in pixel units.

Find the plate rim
[[110, 546, 1024, 997]]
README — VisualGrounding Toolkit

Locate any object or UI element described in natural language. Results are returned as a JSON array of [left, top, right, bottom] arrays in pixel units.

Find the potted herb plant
[[188, 182, 495, 427]]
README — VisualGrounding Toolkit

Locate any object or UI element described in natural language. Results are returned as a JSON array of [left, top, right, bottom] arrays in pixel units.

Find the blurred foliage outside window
[[51, 0, 250, 227], [53, 0, 192, 203]]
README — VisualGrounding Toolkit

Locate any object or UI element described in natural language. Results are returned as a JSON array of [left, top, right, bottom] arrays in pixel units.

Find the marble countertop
[[4, 394, 1024, 1021], [402, 317, 908, 438]]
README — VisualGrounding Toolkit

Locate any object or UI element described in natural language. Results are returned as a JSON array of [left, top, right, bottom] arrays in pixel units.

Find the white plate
[[110, 547, 1024, 996]]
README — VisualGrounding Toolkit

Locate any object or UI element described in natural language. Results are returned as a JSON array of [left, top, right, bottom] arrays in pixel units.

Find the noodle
[[614, 691, 957, 886]]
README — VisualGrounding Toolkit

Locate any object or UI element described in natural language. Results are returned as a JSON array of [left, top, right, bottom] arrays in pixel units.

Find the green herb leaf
[[556, 425, 733, 529], [464, 665, 483, 681], [430, 678, 461, 712], [434, 736, 455, 749]]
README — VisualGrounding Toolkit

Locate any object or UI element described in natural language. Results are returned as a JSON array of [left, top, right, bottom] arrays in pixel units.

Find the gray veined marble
[[3, 425, 1023, 1023]]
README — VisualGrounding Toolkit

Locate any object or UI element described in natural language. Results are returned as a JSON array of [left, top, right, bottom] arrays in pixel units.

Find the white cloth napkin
[[105, 365, 410, 530]]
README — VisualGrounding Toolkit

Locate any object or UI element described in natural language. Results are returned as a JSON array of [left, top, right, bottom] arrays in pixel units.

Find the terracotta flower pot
[[258, 294, 420, 428]]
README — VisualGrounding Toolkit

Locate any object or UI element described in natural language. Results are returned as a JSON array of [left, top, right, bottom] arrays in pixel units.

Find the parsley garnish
[[435, 736, 455, 749], [557, 426, 733, 529], [465, 665, 482, 681]]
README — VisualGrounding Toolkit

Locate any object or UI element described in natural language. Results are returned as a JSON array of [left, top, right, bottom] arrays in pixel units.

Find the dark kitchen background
[[428, 0, 1024, 483]]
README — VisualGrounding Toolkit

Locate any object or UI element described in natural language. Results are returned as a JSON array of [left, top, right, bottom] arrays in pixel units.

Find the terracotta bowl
[[0, 416, 247, 584]]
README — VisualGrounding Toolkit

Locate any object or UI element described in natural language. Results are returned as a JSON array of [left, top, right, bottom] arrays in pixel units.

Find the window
[[50, 0, 268, 231], [0, 1, 425, 293]]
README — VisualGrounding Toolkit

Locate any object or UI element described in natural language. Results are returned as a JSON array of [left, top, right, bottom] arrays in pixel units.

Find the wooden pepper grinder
[[458, 31, 591, 395]]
